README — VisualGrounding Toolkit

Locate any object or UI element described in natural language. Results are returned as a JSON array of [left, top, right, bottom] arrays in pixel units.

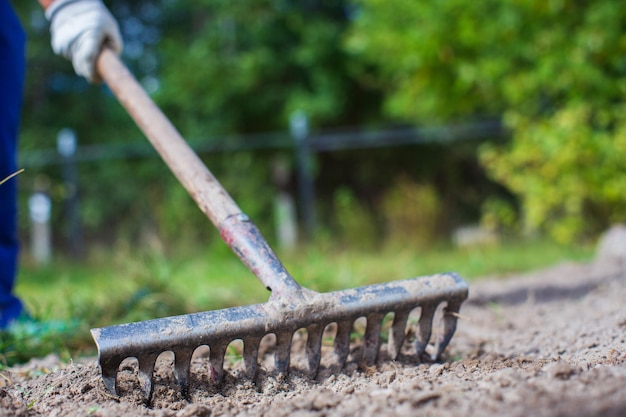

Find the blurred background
[[4, 0, 624, 362]]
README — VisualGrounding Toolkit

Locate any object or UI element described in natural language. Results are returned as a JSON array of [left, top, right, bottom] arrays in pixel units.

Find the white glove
[[46, 0, 123, 82]]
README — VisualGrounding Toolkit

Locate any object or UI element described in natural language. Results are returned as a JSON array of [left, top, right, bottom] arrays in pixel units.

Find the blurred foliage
[[381, 177, 442, 248], [156, 0, 381, 134], [14, 0, 624, 251], [11, 0, 387, 253], [12, 0, 497, 254], [332, 186, 377, 249], [482, 105, 626, 243], [348, 0, 626, 242]]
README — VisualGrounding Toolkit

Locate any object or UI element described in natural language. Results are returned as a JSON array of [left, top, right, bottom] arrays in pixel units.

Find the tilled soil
[[1, 259, 625, 417]]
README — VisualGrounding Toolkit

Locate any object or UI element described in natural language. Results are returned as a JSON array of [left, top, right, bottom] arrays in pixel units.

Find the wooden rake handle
[[96, 47, 242, 226], [96, 47, 304, 300]]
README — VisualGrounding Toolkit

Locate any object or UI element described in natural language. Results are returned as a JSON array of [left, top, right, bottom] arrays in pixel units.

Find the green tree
[[157, 0, 380, 136], [347, 0, 626, 242], [13, 0, 385, 251]]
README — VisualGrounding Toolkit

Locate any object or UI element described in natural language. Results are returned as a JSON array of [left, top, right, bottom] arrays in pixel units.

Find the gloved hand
[[46, 0, 123, 82]]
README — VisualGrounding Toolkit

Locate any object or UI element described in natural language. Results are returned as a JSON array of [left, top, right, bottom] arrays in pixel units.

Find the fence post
[[272, 156, 297, 250], [28, 190, 52, 265], [290, 111, 316, 239], [57, 128, 83, 260]]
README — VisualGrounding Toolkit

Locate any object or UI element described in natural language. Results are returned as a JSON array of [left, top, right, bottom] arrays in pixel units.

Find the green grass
[[7, 237, 593, 366], [282, 238, 593, 292]]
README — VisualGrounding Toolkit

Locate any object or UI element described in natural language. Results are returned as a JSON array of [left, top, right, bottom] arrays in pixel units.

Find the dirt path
[[1, 260, 625, 417]]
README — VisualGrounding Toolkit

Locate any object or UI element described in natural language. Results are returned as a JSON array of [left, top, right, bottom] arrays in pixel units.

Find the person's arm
[[41, 0, 123, 82]]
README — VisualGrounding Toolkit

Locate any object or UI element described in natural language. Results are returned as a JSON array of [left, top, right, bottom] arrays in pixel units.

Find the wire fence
[[19, 118, 507, 260], [19, 119, 505, 168]]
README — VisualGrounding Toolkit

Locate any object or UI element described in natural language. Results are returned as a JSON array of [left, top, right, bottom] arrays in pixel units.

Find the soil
[[1, 258, 626, 417]]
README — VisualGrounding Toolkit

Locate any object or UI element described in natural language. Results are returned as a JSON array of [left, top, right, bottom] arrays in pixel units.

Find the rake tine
[[305, 324, 324, 377], [209, 344, 227, 385], [174, 348, 193, 398], [433, 300, 463, 360], [334, 321, 353, 368], [362, 313, 384, 366], [388, 310, 409, 360], [100, 356, 122, 397], [415, 305, 435, 359], [138, 354, 158, 404], [243, 337, 261, 379], [274, 332, 293, 375]]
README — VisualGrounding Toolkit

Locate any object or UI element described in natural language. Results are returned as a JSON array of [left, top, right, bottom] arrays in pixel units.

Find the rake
[[90, 48, 469, 402]]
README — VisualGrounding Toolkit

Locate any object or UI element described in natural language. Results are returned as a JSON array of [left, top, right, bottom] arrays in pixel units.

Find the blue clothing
[[0, 2, 26, 328]]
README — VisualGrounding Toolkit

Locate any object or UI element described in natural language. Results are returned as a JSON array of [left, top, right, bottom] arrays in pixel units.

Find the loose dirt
[[1, 259, 625, 416]]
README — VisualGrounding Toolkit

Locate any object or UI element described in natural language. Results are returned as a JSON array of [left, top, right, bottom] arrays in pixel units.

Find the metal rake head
[[92, 51, 470, 404], [91, 272, 468, 402]]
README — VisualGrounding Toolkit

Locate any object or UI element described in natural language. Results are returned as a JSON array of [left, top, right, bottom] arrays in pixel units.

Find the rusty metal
[[91, 48, 469, 402]]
